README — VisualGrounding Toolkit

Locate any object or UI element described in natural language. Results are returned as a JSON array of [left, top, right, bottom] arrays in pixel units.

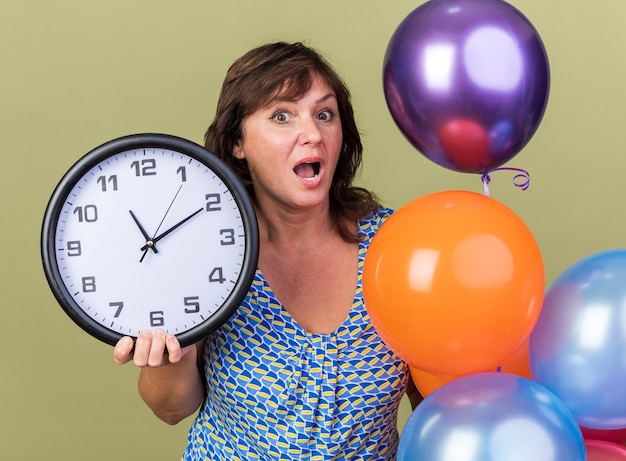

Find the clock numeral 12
[[131, 159, 157, 177]]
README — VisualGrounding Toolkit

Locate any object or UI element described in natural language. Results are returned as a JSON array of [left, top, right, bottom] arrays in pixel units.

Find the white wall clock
[[41, 133, 258, 347]]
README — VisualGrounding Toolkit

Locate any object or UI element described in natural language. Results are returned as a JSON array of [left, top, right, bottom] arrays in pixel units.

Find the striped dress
[[182, 207, 409, 460]]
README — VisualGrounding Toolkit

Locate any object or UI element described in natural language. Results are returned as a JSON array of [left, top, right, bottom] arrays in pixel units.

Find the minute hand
[[140, 208, 204, 252]]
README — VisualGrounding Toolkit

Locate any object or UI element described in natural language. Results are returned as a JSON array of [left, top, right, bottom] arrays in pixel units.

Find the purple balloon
[[383, 0, 550, 173]]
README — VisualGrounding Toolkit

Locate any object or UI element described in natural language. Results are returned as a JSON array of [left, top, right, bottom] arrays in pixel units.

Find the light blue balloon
[[530, 249, 626, 430], [397, 373, 585, 461]]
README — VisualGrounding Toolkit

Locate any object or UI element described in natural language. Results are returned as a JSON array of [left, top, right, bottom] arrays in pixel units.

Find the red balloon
[[438, 119, 490, 172], [363, 190, 544, 376], [586, 440, 626, 460], [583, 427, 626, 446]]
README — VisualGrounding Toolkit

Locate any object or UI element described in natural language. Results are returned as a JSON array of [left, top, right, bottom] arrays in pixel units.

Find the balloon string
[[481, 167, 530, 196]]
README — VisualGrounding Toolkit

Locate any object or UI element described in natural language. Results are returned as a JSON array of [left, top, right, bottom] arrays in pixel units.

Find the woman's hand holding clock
[[114, 327, 206, 426], [113, 329, 189, 367]]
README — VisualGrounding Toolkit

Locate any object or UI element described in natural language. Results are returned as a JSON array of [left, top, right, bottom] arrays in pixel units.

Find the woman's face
[[234, 74, 343, 213]]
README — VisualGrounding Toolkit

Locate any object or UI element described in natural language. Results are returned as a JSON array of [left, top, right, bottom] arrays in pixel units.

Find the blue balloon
[[397, 373, 585, 461], [530, 249, 626, 430]]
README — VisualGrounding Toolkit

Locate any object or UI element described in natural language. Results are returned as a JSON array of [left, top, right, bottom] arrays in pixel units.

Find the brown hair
[[205, 41, 380, 242]]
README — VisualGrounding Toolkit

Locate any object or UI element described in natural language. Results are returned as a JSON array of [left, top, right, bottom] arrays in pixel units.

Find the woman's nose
[[298, 116, 322, 145]]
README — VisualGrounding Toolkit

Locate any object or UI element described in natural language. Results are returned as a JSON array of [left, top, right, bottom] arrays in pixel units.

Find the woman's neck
[[255, 203, 337, 249]]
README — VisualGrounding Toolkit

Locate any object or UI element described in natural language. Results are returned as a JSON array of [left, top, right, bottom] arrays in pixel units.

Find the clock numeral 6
[[150, 311, 165, 327]]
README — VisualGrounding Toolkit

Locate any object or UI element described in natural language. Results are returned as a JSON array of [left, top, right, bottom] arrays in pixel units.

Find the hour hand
[[140, 208, 204, 252], [129, 210, 158, 254]]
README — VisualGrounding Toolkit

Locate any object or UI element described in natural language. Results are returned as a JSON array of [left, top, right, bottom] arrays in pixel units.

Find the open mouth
[[294, 161, 321, 179]]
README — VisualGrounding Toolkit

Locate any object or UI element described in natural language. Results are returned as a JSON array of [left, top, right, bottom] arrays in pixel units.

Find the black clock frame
[[41, 133, 259, 347]]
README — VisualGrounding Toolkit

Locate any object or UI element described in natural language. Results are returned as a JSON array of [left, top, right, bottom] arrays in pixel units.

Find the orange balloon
[[410, 341, 533, 397], [363, 190, 544, 376], [409, 366, 454, 397], [499, 338, 532, 379]]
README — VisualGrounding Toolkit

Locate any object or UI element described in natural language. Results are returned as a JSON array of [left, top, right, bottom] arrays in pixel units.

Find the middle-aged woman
[[114, 41, 420, 460]]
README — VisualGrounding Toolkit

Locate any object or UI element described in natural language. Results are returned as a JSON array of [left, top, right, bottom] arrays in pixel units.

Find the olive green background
[[2, 0, 625, 459]]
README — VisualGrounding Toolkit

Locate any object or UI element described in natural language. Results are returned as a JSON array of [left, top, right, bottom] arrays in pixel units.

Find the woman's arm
[[114, 329, 206, 425], [406, 376, 423, 410]]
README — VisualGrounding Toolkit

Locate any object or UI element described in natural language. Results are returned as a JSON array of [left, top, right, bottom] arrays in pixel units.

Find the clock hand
[[152, 184, 184, 238], [129, 210, 158, 254], [138, 184, 184, 263], [140, 207, 204, 252]]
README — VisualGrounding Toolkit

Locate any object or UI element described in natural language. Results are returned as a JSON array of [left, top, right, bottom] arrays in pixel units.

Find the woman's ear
[[233, 140, 245, 160]]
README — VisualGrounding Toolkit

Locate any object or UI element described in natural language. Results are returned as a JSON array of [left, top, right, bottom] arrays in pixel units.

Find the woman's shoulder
[[362, 206, 394, 225], [358, 206, 394, 237]]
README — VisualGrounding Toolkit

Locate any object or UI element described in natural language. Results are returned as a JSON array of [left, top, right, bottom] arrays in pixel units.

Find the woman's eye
[[271, 111, 291, 123], [317, 109, 335, 121]]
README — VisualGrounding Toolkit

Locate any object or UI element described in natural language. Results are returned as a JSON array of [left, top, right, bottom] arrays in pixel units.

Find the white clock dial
[[42, 134, 258, 346]]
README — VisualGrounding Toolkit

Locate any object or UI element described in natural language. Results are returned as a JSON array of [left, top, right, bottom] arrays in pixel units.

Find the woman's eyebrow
[[316, 93, 337, 104], [266, 92, 337, 107]]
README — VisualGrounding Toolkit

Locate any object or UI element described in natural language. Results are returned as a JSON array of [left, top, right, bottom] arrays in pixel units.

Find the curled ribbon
[[481, 167, 530, 196]]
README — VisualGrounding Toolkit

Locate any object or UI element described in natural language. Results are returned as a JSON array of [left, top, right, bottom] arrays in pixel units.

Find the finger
[[147, 329, 168, 367], [133, 330, 153, 367], [165, 334, 182, 363], [113, 336, 134, 364]]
